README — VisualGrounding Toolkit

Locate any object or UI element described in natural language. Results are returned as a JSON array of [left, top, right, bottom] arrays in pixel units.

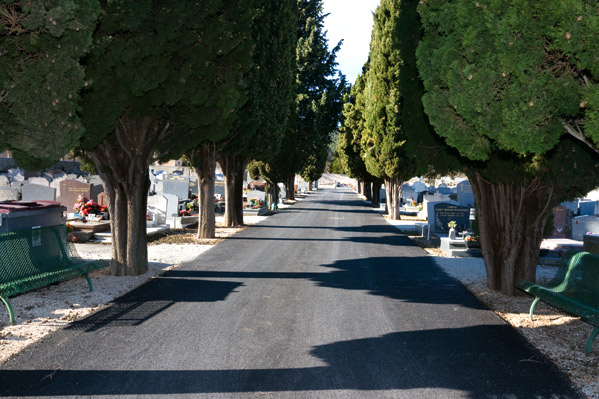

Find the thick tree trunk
[[468, 171, 554, 295], [384, 177, 402, 220], [308, 181, 313, 191], [188, 144, 216, 239], [266, 181, 278, 210], [219, 154, 246, 227], [285, 175, 295, 200], [372, 181, 382, 208], [87, 112, 160, 276], [364, 181, 372, 201], [358, 181, 365, 195]]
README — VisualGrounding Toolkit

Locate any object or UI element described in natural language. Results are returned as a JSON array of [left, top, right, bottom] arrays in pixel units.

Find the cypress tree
[[418, 0, 599, 295], [0, 0, 99, 170]]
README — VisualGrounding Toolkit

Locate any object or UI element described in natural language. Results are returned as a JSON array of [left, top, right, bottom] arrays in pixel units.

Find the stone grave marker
[[21, 184, 56, 201], [562, 201, 579, 215], [215, 181, 226, 199], [432, 202, 471, 232], [147, 195, 168, 225], [29, 177, 50, 187], [67, 174, 78, 179], [58, 180, 92, 213], [572, 215, 599, 241], [401, 184, 417, 203], [163, 193, 180, 220], [0, 175, 9, 187], [437, 186, 452, 196], [163, 175, 190, 200], [247, 190, 266, 201], [578, 200, 598, 216], [0, 187, 18, 201], [97, 192, 108, 209], [50, 177, 66, 198], [89, 175, 103, 185], [91, 184, 104, 203], [456, 180, 475, 207], [422, 192, 451, 220], [552, 205, 568, 238], [189, 180, 198, 197], [12, 173, 24, 182], [412, 181, 427, 193]]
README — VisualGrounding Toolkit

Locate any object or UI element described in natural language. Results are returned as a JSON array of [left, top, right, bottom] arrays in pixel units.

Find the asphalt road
[[0, 188, 583, 398]]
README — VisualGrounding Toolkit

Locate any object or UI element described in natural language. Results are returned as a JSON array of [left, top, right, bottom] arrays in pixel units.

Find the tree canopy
[[0, 0, 99, 170]]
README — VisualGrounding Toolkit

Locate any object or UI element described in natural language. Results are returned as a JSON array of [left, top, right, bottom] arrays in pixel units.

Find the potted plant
[[448, 220, 457, 239]]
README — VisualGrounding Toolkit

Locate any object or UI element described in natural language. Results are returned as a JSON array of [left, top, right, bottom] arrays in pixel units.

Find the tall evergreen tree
[[217, 0, 297, 227], [363, 0, 416, 219], [296, 0, 346, 187], [79, 0, 255, 275], [417, 0, 599, 295], [0, 0, 99, 170]]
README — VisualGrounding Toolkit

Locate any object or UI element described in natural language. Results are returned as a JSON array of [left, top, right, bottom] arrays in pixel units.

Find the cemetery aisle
[[0, 189, 583, 398]]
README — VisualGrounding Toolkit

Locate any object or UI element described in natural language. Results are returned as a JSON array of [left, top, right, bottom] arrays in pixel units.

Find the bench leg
[[83, 273, 93, 292], [586, 326, 599, 356], [1, 296, 15, 325], [529, 297, 541, 321]]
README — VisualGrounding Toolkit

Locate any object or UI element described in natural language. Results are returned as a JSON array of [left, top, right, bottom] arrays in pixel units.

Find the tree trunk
[[266, 181, 278, 210], [468, 171, 554, 295], [372, 181, 382, 208], [219, 154, 246, 227], [308, 181, 313, 191], [358, 181, 365, 195], [384, 177, 402, 220], [364, 181, 372, 201], [87, 112, 160, 276], [285, 175, 295, 200], [188, 143, 216, 239]]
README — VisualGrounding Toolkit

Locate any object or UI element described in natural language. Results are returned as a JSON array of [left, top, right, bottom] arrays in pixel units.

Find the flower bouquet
[[73, 195, 102, 219], [464, 235, 480, 249]]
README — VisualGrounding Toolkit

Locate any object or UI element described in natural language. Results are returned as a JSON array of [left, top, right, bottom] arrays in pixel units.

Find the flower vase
[[449, 228, 456, 240]]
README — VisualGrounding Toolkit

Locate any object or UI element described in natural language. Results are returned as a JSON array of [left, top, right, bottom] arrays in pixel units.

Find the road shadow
[[314, 256, 485, 308], [0, 326, 581, 398], [66, 277, 243, 332]]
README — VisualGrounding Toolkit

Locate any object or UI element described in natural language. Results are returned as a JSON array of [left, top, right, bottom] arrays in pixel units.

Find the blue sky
[[322, 0, 380, 84]]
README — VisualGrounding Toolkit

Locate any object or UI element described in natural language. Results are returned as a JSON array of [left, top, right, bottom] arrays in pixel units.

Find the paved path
[[0, 189, 583, 398]]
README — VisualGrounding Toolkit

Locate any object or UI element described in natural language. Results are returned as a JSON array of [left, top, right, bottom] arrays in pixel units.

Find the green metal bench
[[0, 224, 108, 324], [517, 251, 599, 355]]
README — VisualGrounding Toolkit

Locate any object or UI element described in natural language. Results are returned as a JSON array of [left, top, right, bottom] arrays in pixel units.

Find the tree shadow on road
[[0, 325, 580, 398]]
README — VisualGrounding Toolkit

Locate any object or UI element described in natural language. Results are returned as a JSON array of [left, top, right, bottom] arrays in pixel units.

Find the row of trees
[[1, 0, 344, 276], [337, 0, 599, 295]]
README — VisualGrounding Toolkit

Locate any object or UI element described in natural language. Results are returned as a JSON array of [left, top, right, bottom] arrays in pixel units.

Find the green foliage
[[327, 152, 345, 174], [296, 0, 346, 183], [0, 0, 99, 170], [219, 0, 297, 163], [417, 0, 599, 163], [80, 0, 255, 156]]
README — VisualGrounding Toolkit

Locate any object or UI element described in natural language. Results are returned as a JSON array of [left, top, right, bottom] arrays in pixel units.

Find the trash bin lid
[[0, 201, 63, 213]]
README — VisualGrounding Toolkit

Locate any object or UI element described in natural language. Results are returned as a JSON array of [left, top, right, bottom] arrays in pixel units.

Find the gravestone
[[91, 184, 104, 202], [0, 187, 18, 201], [456, 180, 475, 207], [572, 215, 599, 241], [97, 192, 108, 208], [163, 193, 180, 220], [21, 184, 57, 201], [162, 175, 190, 200], [58, 180, 93, 213], [12, 173, 24, 182], [562, 201, 579, 215], [50, 177, 66, 197], [401, 184, 417, 203], [412, 181, 427, 193], [29, 177, 51, 187], [67, 174, 78, 179], [147, 195, 168, 225], [89, 175, 103, 185], [0, 175, 9, 187], [552, 205, 568, 238], [215, 181, 226, 199], [247, 190, 266, 202], [578, 200, 598, 216], [432, 202, 471, 232], [189, 180, 198, 197], [437, 186, 452, 196], [422, 192, 451, 220]]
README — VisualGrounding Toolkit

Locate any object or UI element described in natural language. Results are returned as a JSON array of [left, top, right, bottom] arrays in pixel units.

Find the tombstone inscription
[[433, 203, 471, 232], [58, 180, 93, 212]]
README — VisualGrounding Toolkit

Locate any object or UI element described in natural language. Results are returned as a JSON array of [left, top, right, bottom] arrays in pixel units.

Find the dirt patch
[[148, 222, 246, 245]]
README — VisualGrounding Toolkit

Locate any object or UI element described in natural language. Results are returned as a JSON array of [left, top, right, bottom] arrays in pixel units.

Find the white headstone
[[163, 193, 180, 219], [29, 177, 51, 187], [0, 175, 9, 187], [50, 177, 66, 197], [147, 195, 169, 225]]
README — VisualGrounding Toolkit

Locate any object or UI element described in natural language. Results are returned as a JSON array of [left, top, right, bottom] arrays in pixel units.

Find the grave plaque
[[91, 183, 104, 202], [21, 184, 56, 201], [162, 175, 189, 200], [58, 180, 92, 212], [0, 187, 18, 201], [433, 203, 471, 232], [456, 180, 475, 207]]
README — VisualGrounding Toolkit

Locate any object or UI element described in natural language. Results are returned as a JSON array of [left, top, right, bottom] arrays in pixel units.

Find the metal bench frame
[[0, 225, 108, 324], [518, 251, 599, 355]]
